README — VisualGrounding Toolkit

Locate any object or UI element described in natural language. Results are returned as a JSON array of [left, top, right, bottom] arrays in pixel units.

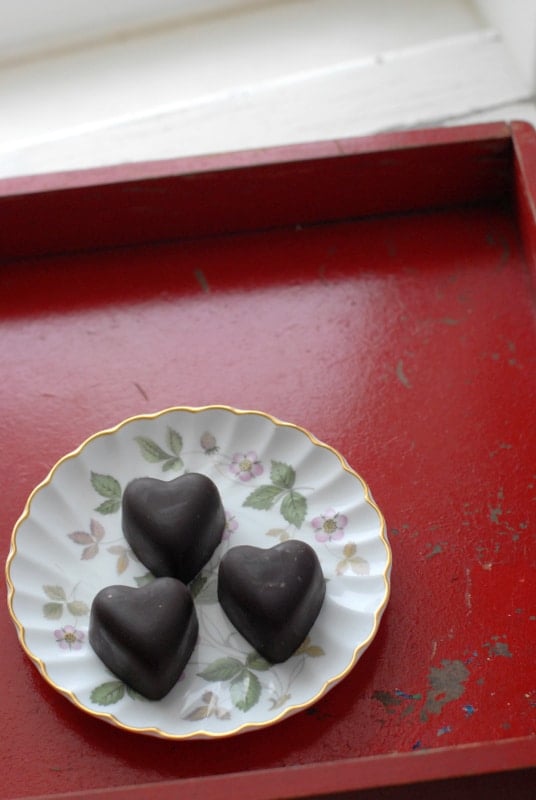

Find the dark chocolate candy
[[217, 540, 325, 663], [122, 473, 225, 583], [89, 577, 198, 700]]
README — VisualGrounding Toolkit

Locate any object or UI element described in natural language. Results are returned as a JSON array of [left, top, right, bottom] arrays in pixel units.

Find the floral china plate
[[6, 406, 391, 738]]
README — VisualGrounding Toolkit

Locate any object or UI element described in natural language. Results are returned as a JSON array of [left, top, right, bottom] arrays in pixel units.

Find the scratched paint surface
[[1, 205, 535, 797]]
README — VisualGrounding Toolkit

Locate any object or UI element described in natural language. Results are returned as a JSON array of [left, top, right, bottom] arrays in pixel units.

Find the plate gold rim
[[5, 404, 391, 739]]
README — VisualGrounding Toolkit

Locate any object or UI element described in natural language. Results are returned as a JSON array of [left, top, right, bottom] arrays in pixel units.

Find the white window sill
[[1, 0, 535, 179]]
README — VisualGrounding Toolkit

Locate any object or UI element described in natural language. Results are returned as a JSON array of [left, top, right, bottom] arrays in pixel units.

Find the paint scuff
[[396, 359, 411, 388], [425, 542, 447, 559], [194, 268, 210, 293], [421, 659, 470, 721], [464, 567, 472, 612], [372, 689, 421, 717], [483, 636, 512, 659]]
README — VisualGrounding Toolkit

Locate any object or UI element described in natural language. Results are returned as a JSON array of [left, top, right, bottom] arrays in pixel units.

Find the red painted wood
[[13, 738, 535, 800], [513, 121, 536, 280], [0, 121, 512, 196], [0, 123, 513, 260], [1, 123, 535, 799]]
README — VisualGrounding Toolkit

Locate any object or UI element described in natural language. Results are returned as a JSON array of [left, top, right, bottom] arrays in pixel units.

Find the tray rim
[[2, 121, 535, 797], [0, 120, 516, 196], [0, 120, 528, 263], [12, 735, 535, 800]]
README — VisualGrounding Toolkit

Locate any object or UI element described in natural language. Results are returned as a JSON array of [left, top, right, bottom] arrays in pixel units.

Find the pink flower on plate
[[222, 510, 239, 541], [229, 451, 264, 482], [311, 508, 348, 543], [54, 625, 85, 651]]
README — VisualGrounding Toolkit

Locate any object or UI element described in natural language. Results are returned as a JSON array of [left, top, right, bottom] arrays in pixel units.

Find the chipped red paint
[[1, 123, 535, 798]]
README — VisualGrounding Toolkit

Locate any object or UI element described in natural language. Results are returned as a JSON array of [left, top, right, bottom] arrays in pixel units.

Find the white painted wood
[[446, 101, 536, 129], [474, 0, 536, 91], [0, 0, 485, 146], [1, 0, 484, 65], [0, 0, 248, 63], [0, 32, 527, 178], [0, 0, 534, 179]]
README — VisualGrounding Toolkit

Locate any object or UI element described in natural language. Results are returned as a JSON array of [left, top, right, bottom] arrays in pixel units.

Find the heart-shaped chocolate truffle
[[89, 577, 198, 700], [122, 473, 225, 583], [218, 540, 325, 663]]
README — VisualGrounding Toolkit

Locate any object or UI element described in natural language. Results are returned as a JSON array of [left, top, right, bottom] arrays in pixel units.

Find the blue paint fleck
[[464, 651, 478, 664], [437, 726, 452, 737], [463, 704, 475, 717]]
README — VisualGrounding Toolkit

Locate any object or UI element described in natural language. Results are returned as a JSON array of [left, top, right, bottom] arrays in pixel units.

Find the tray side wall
[[513, 121, 536, 282], [13, 738, 536, 800], [0, 124, 513, 260]]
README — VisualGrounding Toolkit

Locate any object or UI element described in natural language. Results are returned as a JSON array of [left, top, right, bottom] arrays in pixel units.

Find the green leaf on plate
[[243, 484, 282, 511], [162, 457, 183, 472], [134, 436, 171, 463], [194, 576, 219, 605], [67, 600, 89, 617], [91, 472, 121, 499], [125, 685, 147, 701], [246, 652, 271, 671], [43, 585, 66, 601], [43, 602, 63, 620], [189, 574, 207, 599], [270, 460, 296, 490], [134, 572, 155, 587], [94, 498, 121, 515], [230, 669, 261, 711], [166, 427, 183, 457], [280, 490, 307, 528], [90, 680, 126, 706], [198, 657, 243, 682]]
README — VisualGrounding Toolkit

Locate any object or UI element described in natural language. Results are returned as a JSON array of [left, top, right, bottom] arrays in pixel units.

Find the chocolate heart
[[89, 577, 198, 700], [122, 473, 225, 583], [218, 540, 325, 663]]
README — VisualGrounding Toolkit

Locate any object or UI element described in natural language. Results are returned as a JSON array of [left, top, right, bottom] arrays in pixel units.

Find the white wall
[[475, 0, 536, 91], [0, 0, 245, 62]]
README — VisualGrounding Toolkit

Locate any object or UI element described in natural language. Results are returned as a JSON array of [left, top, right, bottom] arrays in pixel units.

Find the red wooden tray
[[1, 122, 535, 799]]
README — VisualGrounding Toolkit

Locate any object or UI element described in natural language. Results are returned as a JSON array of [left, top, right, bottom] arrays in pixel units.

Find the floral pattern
[[336, 542, 370, 575], [42, 584, 89, 622], [242, 460, 308, 528], [67, 519, 141, 577], [21, 409, 381, 738], [229, 450, 264, 482], [311, 507, 348, 542], [200, 431, 219, 455], [54, 625, 85, 651], [222, 510, 239, 541], [80, 427, 365, 716]]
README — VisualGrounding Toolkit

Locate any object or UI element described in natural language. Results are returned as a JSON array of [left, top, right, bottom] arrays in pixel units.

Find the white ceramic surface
[[6, 406, 390, 738]]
